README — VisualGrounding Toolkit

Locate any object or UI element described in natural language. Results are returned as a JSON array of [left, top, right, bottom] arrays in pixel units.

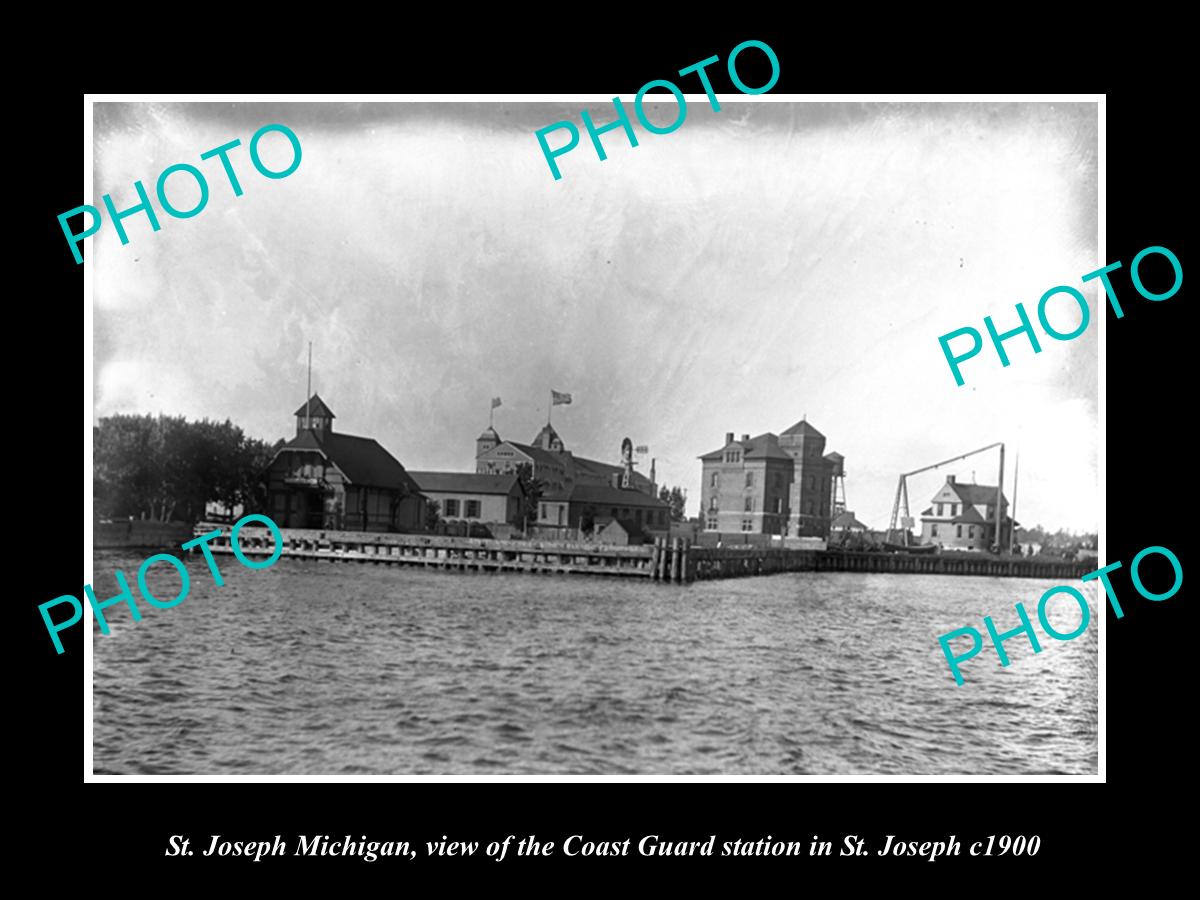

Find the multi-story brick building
[[697, 419, 843, 537]]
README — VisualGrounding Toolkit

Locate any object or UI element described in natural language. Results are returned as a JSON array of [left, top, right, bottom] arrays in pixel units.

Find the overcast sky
[[92, 100, 1098, 532]]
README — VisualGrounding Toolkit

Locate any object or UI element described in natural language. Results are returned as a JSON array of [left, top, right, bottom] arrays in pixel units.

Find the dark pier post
[[670, 538, 682, 583]]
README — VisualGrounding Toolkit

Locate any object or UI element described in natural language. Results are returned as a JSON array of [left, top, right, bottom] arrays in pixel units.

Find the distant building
[[475, 423, 656, 496], [697, 418, 844, 537], [536, 482, 671, 539], [264, 394, 426, 531], [593, 517, 647, 546], [831, 510, 869, 536], [409, 472, 525, 528], [919, 475, 1013, 550]]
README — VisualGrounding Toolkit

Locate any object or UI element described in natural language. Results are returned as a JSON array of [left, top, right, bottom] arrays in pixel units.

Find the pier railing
[[192, 524, 1090, 583]]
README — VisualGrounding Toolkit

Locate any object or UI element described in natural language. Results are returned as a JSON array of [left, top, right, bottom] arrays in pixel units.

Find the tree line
[[94, 413, 278, 523]]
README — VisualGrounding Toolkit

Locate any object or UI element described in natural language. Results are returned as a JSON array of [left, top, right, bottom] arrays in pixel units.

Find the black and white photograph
[[86, 97, 1100, 776]]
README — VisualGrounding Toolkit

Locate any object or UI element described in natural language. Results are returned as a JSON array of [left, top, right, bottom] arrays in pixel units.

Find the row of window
[[931, 524, 979, 539], [709, 471, 829, 490], [443, 499, 481, 518]]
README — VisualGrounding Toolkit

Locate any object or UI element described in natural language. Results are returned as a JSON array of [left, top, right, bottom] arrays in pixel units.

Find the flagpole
[[548, 389, 552, 426], [489, 402, 494, 429], [306, 341, 312, 430]]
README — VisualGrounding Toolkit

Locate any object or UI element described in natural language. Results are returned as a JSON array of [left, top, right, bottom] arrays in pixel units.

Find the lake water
[[91, 551, 1098, 775]]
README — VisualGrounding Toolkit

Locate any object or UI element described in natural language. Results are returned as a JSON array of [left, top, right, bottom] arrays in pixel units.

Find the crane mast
[[887, 442, 1006, 549]]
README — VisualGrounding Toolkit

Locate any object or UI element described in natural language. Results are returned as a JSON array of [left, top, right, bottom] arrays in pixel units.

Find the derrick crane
[[887, 442, 1006, 550]]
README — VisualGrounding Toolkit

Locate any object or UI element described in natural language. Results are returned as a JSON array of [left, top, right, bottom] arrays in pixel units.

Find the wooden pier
[[193, 524, 1091, 584]]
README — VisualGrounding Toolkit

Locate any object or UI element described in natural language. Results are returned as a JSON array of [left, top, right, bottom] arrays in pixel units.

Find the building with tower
[[263, 394, 427, 532], [475, 422, 656, 497], [697, 418, 845, 537]]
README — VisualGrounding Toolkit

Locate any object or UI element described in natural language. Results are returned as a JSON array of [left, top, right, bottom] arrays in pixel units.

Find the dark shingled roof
[[409, 472, 521, 495], [503, 441, 568, 468], [948, 482, 1008, 506], [292, 394, 335, 419], [596, 517, 648, 540], [952, 506, 988, 525], [781, 419, 824, 438], [700, 429, 819, 460], [831, 511, 868, 530], [279, 430, 420, 493], [572, 456, 655, 489], [743, 432, 792, 460], [569, 484, 670, 509]]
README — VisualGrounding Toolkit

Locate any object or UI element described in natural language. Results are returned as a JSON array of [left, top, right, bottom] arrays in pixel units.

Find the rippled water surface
[[92, 552, 1097, 774]]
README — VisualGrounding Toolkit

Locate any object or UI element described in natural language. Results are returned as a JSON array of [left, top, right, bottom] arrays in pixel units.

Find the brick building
[[698, 418, 843, 537]]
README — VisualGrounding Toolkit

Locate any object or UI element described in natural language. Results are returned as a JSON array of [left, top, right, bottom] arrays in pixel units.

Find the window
[[444, 499, 459, 517], [744, 497, 753, 512], [466, 499, 480, 518], [745, 471, 754, 487], [951, 503, 958, 516], [742, 519, 753, 532], [937, 503, 944, 516], [776, 498, 783, 514], [539, 503, 547, 520], [932, 523, 939, 537], [710, 472, 719, 488], [968, 526, 974, 539], [708, 497, 718, 511], [957, 525, 962, 538], [707, 516, 718, 530]]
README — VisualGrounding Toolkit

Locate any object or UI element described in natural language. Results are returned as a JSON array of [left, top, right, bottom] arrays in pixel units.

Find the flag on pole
[[551, 390, 572, 405], [491, 397, 502, 409]]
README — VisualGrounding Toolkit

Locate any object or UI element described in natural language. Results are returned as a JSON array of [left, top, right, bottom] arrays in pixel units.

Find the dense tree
[[514, 462, 544, 531], [423, 499, 443, 532], [658, 485, 687, 522], [94, 413, 276, 523]]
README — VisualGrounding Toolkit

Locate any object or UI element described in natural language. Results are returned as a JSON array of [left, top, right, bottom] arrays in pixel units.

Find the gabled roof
[[477, 427, 501, 442], [952, 506, 987, 525], [831, 511, 868, 530], [947, 482, 1008, 506], [569, 484, 670, 509], [596, 517, 648, 539], [530, 423, 563, 450], [409, 472, 521, 496], [572, 456, 655, 489], [743, 432, 792, 460], [504, 441, 567, 468], [278, 430, 420, 493], [699, 433, 790, 460], [824, 451, 844, 461], [292, 394, 335, 419], [781, 419, 824, 438]]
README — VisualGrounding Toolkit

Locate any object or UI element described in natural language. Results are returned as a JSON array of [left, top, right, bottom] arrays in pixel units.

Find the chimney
[[725, 432, 734, 445], [947, 475, 956, 484], [741, 434, 750, 442]]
